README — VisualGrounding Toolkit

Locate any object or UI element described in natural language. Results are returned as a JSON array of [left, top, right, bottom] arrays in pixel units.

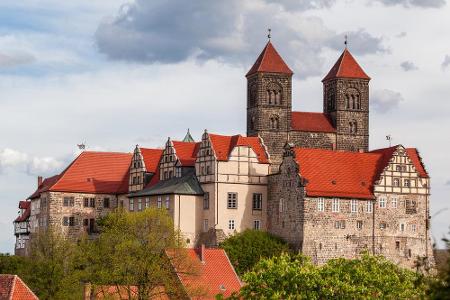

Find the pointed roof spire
[[182, 129, 195, 143], [322, 48, 370, 82], [246, 41, 293, 77]]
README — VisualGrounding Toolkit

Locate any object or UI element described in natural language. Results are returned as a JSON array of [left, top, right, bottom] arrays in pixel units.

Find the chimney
[[200, 244, 206, 263], [332, 143, 336, 151], [37, 176, 43, 187]]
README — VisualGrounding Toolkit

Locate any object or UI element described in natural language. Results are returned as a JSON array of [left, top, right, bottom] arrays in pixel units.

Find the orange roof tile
[[49, 151, 132, 194], [14, 201, 31, 223], [322, 48, 370, 81], [173, 248, 241, 299], [246, 41, 293, 76], [140, 148, 163, 187], [291, 112, 336, 133], [172, 141, 200, 166], [294, 148, 379, 199], [28, 174, 61, 199], [209, 133, 269, 164], [406, 148, 429, 178], [0, 275, 38, 300]]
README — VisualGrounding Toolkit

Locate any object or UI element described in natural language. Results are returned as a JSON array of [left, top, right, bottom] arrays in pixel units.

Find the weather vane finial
[[344, 34, 348, 48], [267, 28, 271, 40]]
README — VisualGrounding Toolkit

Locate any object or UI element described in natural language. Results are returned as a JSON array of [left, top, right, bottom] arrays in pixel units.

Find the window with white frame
[[332, 199, 340, 212], [351, 200, 358, 213], [254, 220, 261, 230], [145, 197, 150, 208], [334, 220, 346, 229], [175, 167, 181, 178], [228, 219, 235, 230], [356, 220, 363, 229], [157, 196, 162, 209], [392, 197, 397, 208], [165, 196, 170, 209], [393, 178, 400, 187], [366, 201, 373, 213], [379, 197, 386, 208], [129, 199, 134, 211], [412, 224, 416, 232], [138, 198, 142, 211], [400, 223, 405, 232], [203, 219, 209, 232], [317, 198, 324, 212], [404, 179, 411, 187], [63, 197, 74, 207], [227, 193, 237, 209]]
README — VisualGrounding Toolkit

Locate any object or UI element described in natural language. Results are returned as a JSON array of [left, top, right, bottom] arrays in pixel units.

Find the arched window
[[355, 94, 361, 110], [266, 83, 282, 105], [345, 88, 361, 110], [328, 92, 336, 111], [345, 94, 350, 109], [349, 121, 357, 134], [270, 115, 280, 130], [267, 90, 273, 105]]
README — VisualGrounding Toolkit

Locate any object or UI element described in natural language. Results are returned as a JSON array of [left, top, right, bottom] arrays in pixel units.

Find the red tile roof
[[14, 201, 31, 223], [28, 174, 61, 199], [209, 133, 269, 164], [293, 145, 429, 199], [172, 141, 200, 166], [246, 41, 293, 76], [140, 148, 164, 187], [173, 248, 241, 299], [291, 112, 336, 133], [0, 275, 38, 300], [40, 151, 132, 195], [322, 48, 370, 81]]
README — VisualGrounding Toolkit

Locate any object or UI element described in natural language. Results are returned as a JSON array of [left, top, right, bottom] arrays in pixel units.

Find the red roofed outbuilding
[[0, 275, 38, 300]]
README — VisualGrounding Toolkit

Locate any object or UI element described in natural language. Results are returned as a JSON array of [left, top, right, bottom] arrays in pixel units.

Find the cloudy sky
[[0, 0, 449, 252]]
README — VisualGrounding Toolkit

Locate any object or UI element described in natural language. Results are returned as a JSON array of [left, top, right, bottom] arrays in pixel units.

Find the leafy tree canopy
[[219, 229, 290, 275]]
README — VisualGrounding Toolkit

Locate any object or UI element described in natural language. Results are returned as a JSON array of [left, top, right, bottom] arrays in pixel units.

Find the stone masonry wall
[[289, 131, 336, 150]]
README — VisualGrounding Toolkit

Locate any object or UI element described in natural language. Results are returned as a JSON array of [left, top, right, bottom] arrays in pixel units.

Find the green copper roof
[[182, 129, 195, 143], [129, 173, 203, 197]]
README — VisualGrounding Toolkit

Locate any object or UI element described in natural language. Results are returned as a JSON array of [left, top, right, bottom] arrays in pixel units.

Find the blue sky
[[0, 0, 449, 252]]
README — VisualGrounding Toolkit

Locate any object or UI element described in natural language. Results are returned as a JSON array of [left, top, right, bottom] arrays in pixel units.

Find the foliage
[[25, 228, 82, 300], [78, 208, 200, 300], [235, 252, 426, 299], [219, 229, 289, 275], [428, 234, 450, 299], [0, 253, 28, 275]]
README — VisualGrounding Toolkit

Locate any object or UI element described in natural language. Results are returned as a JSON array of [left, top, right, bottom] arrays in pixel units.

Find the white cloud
[[0, 148, 64, 176], [400, 60, 418, 71], [0, 52, 35, 68], [0, 149, 28, 169], [371, 89, 404, 113], [442, 55, 450, 70]]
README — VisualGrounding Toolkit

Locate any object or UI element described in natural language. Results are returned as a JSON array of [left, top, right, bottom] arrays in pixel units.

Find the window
[[63, 197, 74, 207], [396, 165, 402, 171], [206, 165, 211, 175], [270, 116, 280, 130], [129, 199, 134, 211], [379, 197, 386, 208], [317, 198, 324, 212], [83, 218, 89, 226], [380, 222, 387, 229], [228, 219, 235, 230], [349, 121, 357, 134], [332, 199, 340, 212], [63, 217, 69, 226], [396, 241, 400, 250], [203, 192, 210, 210], [252, 193, 262, 210], [164, 171, 168, 180], [334, 220, 346, 229], [203, 219, 209, 232], [63, 216, 75, 226], [254, 220, 261, 230], [404, 179, 411, 187], [392, 197, 398, 208], [157, 196, 162, 209], [103, 198, 110, 208], [83, 198, 89, 207], [138, 198, 142, 211], [201, 166, 205, 175], [145, 197, 150, 208], [227, 193, 237, 209], [412, 224, 417, 232], [393, 178, 400, 187], [279, 199, 285, 213], [400, 223, 405, 232], [356, 220, 363, 230], [89, 198, 95, 208], [351, 200, 358, 213], [165, 196, 170, 209], [176, 167, 182, 178], [168, 171, 173, 178]]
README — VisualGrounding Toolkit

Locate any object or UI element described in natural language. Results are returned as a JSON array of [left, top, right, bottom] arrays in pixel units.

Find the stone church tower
[[322, 48, 370, 152], [246, 41, 293, 168]]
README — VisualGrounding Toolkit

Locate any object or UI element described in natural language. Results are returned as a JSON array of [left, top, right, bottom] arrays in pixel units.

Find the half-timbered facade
[[14, 201, 31, 256]]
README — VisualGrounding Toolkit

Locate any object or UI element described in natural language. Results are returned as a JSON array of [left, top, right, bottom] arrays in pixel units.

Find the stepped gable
[[246, 41, 293, 76], [47, 151, 132, 194], [322, 48, 370, 81], [209, 133, 269, 163], [172, 141, 201, 166], [291, 112, 336, 133]]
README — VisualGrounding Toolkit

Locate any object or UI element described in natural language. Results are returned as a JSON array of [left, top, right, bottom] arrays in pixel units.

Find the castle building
[[13, 201, 31, 256], [13, 40, 433, 269]]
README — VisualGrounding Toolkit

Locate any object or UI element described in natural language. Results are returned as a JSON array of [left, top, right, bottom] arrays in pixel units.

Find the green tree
[[428, 234, 450, 299], [237, 253, 426, 299], [79, 208, 200, 300], [219, 229, 289, 275], [25, 228, 82, 300], [0, 253, 28, 275]]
